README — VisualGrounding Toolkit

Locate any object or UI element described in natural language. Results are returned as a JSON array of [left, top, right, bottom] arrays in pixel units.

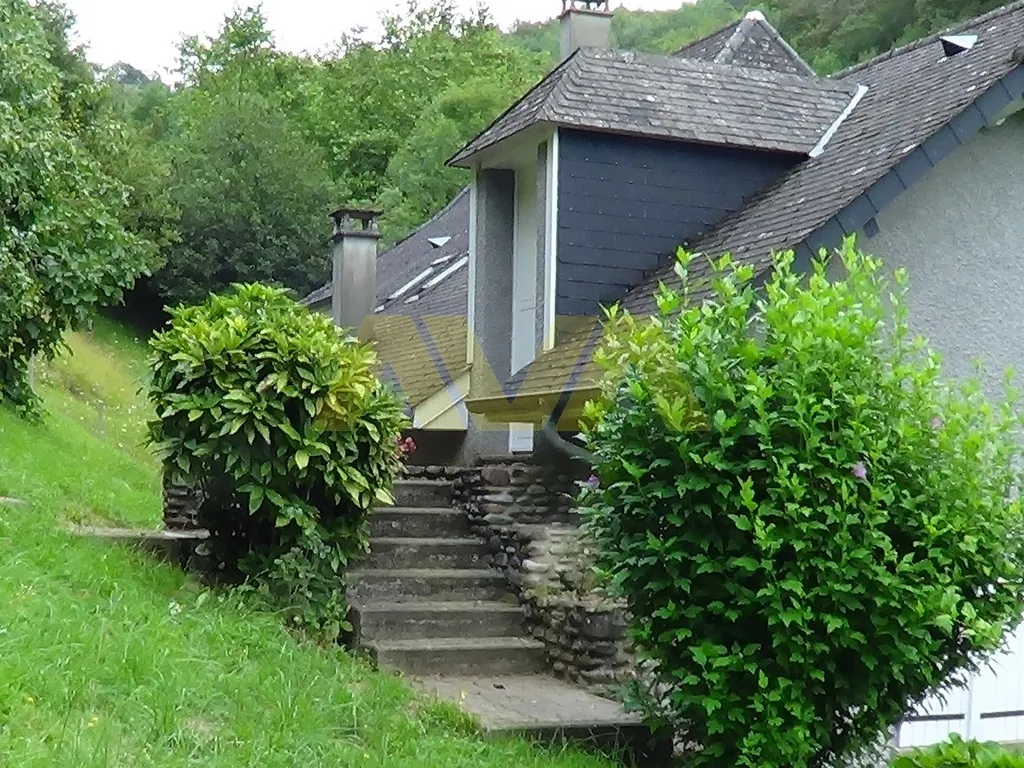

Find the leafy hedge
[[580, 241, 1024, 768], [893, 735, 1024, 767], [147, 283, 408, 639]]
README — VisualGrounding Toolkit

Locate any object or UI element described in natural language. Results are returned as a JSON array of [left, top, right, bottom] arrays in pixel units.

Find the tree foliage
[[147, 283, 408, 640], [580, 241, 1024, 768], [0, 0, 155, 412], [157, 92, 337, 308]]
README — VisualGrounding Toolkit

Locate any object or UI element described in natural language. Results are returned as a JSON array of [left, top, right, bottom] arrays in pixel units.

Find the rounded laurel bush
[[147, 283, 408, 641], [580, 240, 1024, 768]]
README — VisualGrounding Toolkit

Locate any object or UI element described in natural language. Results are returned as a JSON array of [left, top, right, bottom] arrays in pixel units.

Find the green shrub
[[580, 240, 1024, 768], [147, 283, 408, 640], [894, 735, 1024, 767]]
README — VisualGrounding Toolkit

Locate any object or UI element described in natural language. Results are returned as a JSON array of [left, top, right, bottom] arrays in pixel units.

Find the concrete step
[[370, 508, 468, 538], [354, 601, 525, 641], [349, 568, 511, 604], [366, 537, 486, 570], [371, 636, 547, 677], [417, 675, 668, 766], [391, 479, 453, 509]]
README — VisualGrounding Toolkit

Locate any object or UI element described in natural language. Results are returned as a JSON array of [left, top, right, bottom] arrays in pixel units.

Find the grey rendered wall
[[463, 169, 516, 461], [840, 114, 1024, 398]]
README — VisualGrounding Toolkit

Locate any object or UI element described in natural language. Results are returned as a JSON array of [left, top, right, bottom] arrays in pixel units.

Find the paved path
[[416, 674, 641, 733]]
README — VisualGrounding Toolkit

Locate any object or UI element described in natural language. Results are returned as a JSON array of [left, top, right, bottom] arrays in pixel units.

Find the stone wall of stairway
[[456, 458, 634, 694], [163, 472, 203, 531]]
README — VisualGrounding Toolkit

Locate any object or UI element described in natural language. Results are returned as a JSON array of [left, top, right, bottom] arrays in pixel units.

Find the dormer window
[[941, 35, 978, 57]]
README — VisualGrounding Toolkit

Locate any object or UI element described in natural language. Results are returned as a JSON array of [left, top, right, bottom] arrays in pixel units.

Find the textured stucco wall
[[838, 114, 1024, 399], [463, 169, 516, 460]]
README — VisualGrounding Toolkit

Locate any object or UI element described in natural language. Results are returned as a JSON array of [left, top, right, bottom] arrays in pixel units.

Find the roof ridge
[[447, 50, 580, 167], [672, 17, 742, 57], [543, 49, 587, 124], [839, 0, 1024, 77], [713, 17, 755, 66], [595, 47, 853, 90], [750, 17, 817, 76]]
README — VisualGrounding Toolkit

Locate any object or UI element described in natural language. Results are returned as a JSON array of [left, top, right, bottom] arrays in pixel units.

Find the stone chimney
[[560, 0, 613, 62], [329, 207, 380, 340]]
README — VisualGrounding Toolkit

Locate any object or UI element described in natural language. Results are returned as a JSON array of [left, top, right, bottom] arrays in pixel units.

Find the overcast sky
[[61, 0, 687, 78]]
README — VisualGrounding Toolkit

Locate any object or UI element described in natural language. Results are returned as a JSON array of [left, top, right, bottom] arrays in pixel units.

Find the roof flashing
[[809, 84, 870, 158]]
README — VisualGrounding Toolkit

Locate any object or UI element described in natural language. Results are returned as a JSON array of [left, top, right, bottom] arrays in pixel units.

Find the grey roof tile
[[675, 13, 817, 77], [449, 49, 860, 165]]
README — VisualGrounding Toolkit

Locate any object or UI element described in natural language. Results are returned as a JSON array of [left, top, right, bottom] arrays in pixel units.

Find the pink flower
[[851, 462, 868, 481], [931, 416, 944, 431], [397, 436, 417, 456]]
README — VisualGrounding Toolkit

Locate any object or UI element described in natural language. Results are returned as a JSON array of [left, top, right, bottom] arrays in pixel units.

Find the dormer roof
[[449, 48, 861, 166], [674, 11, 816, 77]]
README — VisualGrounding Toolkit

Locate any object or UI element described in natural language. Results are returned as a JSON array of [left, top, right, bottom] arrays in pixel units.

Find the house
[[304, 0, 1024, 467]]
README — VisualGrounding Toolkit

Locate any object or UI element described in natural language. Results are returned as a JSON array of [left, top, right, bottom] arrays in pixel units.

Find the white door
[[510, 161, 538, 453]]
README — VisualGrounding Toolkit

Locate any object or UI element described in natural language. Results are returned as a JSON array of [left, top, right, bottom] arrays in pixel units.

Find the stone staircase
[[348, 474, 664, 763], [348, 477, 547, 676]]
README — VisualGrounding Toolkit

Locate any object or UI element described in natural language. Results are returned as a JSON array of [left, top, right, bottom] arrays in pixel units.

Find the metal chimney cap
[[330, 207, 383, 238], [561, 0, 611, 16]]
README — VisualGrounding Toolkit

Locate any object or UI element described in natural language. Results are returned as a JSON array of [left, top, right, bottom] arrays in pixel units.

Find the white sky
[[62, 0, 687, 78]]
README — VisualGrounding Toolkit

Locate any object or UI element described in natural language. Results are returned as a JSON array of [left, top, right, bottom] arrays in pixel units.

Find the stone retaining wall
[[457, 457, 633, 694], [163, 473, 203, 531]]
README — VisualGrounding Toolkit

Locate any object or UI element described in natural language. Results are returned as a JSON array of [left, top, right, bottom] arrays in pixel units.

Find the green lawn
[[0, 318, 615, 768]]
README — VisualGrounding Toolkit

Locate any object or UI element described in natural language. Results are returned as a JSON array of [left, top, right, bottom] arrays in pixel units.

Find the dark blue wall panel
[[557, 129, 796, 316]]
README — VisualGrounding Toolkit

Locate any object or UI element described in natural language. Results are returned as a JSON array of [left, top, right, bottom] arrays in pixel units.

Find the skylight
[[941, 35, 978, 57]]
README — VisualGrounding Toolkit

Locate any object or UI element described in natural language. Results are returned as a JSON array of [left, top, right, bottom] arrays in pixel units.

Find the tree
[[0, 0, 155, 412], [155, 92, 337, 308], [580, 242, 1024, 767]]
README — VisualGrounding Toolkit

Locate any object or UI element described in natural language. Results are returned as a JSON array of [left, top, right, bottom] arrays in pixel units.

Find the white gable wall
[[827, 111, 1024, 749], [835, 112, 1024, 399]]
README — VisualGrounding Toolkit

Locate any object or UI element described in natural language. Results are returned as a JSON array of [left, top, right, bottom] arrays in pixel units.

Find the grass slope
[[0, 318, 614, 768]]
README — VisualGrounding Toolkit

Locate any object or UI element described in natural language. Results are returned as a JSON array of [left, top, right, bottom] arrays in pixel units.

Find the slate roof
[[492, 1, 1024, 406], [303, 189, 470, 407], [674, 11, 817, 77], [448, 48, 861, 166]]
